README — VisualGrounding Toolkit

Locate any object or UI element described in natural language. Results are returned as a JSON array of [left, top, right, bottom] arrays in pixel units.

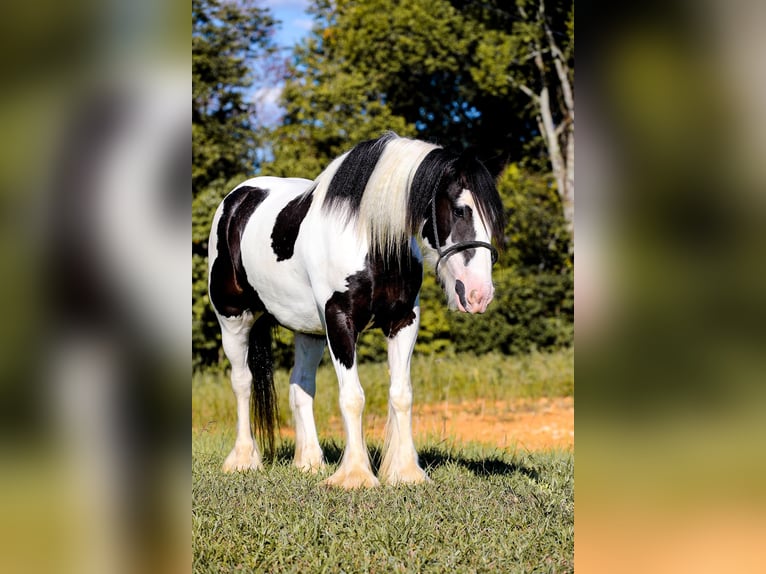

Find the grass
[[193, 350, 573, 572], [193, 436, 573, 573]]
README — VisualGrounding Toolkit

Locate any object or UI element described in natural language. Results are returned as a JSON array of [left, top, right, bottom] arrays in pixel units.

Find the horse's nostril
[[455, 280, 468, 309]]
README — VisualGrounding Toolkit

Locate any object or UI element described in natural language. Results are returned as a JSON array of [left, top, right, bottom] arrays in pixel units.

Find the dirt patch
[[282, 396, 574, 452], [410, 396, 574, 451]]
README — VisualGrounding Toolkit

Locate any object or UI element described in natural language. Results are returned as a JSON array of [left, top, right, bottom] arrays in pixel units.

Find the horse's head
[[419, 151, 505, 314]]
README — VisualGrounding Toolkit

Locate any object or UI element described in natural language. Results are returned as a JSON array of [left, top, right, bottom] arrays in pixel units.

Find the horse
[[207, 132, 505, 488]]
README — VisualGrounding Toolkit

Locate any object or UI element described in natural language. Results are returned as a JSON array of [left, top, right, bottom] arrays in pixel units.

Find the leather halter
[[430, 191, 498, 273]]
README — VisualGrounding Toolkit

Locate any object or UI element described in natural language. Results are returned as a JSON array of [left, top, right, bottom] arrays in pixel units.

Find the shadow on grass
[[273, 439, 539, 481], [418, 446, 540, 480]]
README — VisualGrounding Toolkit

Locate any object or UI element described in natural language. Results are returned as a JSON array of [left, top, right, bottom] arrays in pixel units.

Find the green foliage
[[268, 0, 574, 171]]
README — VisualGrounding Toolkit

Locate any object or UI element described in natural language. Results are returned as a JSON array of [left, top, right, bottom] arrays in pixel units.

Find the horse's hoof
[[222, 446, 263, 472], [380, 464, 431, 486], [294, 457, 325, 473], [320, 466, 380, 489]]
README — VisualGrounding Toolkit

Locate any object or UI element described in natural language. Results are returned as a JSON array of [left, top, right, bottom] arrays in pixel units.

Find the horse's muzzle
[[454, 280, 492, 314]]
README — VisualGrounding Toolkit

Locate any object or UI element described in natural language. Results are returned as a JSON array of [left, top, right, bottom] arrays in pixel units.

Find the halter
[[430, 191, 498, 274]]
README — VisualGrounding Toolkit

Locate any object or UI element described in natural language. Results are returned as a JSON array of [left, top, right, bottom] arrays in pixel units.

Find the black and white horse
[[208, 132, 505, 488]]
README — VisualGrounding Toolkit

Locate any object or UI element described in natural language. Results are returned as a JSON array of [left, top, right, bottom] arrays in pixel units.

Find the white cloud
[[254, 85, 282, 106], [252, 85, 285, 127], [293, 18, 314, 31], [264, 0, 310, 10]]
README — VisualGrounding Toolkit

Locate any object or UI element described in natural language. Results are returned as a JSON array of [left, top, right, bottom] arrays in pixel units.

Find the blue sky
[[267, 0, 313, 49], [251, 1, 313, 125]]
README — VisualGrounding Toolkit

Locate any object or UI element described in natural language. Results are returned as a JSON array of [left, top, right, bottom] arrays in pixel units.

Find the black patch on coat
[[209, 186, 268, 317], [450, 203, 478, 265], [322, 132, 395, 217], [271, 188, 314, 261], [324, 247, 423, 369]]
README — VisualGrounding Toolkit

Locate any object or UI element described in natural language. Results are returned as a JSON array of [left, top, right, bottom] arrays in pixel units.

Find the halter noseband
[[430, 191, 498, 273]]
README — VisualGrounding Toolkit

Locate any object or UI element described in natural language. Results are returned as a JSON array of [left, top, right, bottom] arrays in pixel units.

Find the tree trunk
[[530, 0, 575, 239]]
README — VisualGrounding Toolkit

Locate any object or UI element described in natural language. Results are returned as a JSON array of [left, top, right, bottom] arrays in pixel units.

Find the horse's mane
[[310, 132, 504, 259]]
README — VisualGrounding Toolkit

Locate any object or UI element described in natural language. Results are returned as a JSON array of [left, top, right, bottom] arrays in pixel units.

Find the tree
[[192, 0, 280, 367], [471, 0, 574, 234], [269, 0, 573, 183], [192, 0, 280, 193]]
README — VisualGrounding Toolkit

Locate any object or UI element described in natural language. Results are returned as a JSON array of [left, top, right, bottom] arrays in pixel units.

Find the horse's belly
[[247, 265, 324, 333], [241, 233, 328, 334]]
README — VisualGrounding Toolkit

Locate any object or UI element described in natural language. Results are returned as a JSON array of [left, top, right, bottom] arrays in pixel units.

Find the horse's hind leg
[[289, 333, 326, 471], [379, 305, 429, 485], [218, 311, 263, 472]]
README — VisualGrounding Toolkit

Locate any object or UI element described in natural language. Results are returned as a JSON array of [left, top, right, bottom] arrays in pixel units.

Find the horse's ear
[[457, 146, 479, 165], [454, 146, 479, 186], [457, 147, 507, 179], [482, 153, 510, 181]]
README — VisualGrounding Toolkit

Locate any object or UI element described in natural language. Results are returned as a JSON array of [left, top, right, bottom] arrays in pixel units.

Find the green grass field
[[193, 350, 574, 573]]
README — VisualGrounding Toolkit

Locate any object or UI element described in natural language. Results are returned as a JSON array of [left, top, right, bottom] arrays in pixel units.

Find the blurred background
[[576, 0, 766, 571], [0, 0, 189, 572], [0, 0, 764, 572]]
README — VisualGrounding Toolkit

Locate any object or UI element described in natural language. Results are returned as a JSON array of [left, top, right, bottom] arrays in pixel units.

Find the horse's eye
[[452, 206, 465, 219]]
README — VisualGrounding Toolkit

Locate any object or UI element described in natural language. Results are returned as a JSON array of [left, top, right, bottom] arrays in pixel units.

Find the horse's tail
[[247, 315, 279, 458]]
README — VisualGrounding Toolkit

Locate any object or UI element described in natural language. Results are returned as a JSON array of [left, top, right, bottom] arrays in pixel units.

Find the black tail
[[247, 315, 279, 458]]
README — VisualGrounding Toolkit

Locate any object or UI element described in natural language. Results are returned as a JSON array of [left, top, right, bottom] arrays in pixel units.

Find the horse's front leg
[[321, 308, 379, 489], [379, 305, 429, 485]]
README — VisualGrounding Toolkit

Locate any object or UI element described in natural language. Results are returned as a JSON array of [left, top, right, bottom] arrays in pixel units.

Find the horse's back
[[236, 176, 314, 195], [208, 177, 313, 260], [209, 175, 362, 334]]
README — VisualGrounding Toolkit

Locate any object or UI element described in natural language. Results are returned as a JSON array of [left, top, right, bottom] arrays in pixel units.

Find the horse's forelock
[[410, 148, 505, 247], [456, 155, 506, 247], [408, 148, 453, 230]]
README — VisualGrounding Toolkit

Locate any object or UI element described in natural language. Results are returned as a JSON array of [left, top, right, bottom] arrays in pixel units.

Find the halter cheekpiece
[[430, 191, 498, 273]]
